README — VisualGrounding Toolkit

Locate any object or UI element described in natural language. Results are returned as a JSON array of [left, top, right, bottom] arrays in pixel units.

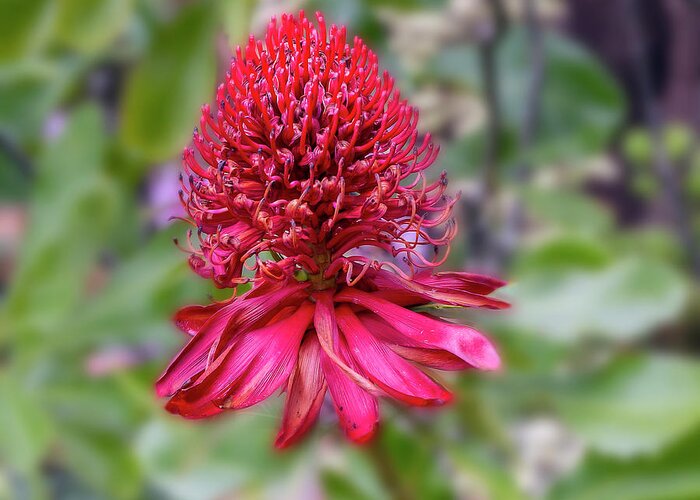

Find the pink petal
[[336, 306, 452, 406], [369, 269, 509, 310], [173, 300, 230, 336], [415, 270, 507, 295], [389, 345, 471, 371], [156, 281, 307, 397], [166, 301, 315, 418], [335, 289, 501, 371], [275, 335, 327, 449], [359, 314, 469, 370], [320, 341, 379, 444], [313, 290, 378, 394], [157, 302, 239, 398]]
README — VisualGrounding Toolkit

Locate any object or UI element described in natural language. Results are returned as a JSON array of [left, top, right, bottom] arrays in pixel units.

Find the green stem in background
[[515, 0, 545, 183], [478, 0, 507, 198], [467, 0, 507, 271], [366, 437, 416, 500], [502, 0, 546, 264]]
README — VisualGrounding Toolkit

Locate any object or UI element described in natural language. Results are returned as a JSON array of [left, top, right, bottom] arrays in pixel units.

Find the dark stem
[[503, 0, 546, 263], [516, 0, 545, 181], [478, 0, 507, 197], [624, 0, 700, 277], [468, 0, 507, 271]]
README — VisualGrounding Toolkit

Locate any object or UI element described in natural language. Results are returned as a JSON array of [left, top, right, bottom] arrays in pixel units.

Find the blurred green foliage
[[1, 0, 698, 499]]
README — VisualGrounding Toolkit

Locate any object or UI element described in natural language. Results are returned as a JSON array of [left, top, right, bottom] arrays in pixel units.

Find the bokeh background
[[2, 0, 700, 498]]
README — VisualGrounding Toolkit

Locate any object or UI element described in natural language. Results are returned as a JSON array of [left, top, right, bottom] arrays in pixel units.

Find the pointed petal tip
[[273, 434, 295, 450], [154, 379, 171, 398], [435, 389, 454, 406], [273, 421, 320, 450], [475, 340, 502, 371]]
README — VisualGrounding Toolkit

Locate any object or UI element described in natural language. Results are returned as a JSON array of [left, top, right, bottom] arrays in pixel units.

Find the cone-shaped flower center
[[179, 11, 455, 291]]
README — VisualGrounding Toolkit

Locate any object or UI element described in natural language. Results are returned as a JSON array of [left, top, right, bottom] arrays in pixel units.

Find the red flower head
[[157, 11, 508, 447]]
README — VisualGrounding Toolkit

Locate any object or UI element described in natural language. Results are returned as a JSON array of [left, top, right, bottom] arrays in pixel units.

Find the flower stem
[[366, 437, 416, 500]]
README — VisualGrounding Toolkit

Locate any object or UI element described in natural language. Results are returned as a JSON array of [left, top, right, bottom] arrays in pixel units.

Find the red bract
[[158, 11, 508, 448]]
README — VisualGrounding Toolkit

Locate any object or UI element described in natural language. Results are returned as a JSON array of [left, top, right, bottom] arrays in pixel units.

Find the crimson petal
[[389, 345, 471, 371], [173, 300, 230, 336], [336, 306, 452, 406], [335, 289, 501, 371], [313, 290, 378, 394], [369, 269, 509, 310], [166, 301, 315, 418], [415, 270, 507, 295], [275, 334, 327, 448], [156, 281, 306, 397], [320, 341, 379, 444], [360, 314, 469, 370]]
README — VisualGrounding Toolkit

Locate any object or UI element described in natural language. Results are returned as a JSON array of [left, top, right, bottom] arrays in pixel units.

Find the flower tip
[[477, 341, 502, 371], [437, 389, 454, 406], [154, 377, 173, 398], [351, 425, 378, 445], [273, 434, 293, 450], [274, 428, 309, 450]]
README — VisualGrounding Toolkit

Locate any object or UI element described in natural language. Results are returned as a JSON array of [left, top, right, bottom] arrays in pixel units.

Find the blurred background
[[1, 0, 700, 498]]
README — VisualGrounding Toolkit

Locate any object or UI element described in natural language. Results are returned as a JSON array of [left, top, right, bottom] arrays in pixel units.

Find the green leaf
[[61, 427, 143, 500], [70, 224, 211, 349], [440, 125, 518, 176], [550, 425, 700, 500], [308, 0, 364, 29], [686, 153, 700, 199], [429, 30, 625, 164], [612, 228, 684, 265], [217, 0, 255, 45], [527, 32, 625, 162], [4, 104, 119, 338], [0, 0, 55, 62], [136, 411, 295, 500], [663, 123, 694, 163], [426, 45, 479, 89], [54, 0, 134, 54], [320, 445, 389, 500], [448, 444, 525, 500], [0, 60, 74, 142], [47, 379, 145, 435], [522, 188, 613, 236], [361, 0, 448, 10], [322, 469, 377, 500], [622, 127, 653, 167], [120, 1, 217, 162], [507, 257, 688, 342], [0, 146, 30, 200], [513, 236, 611, 276], [555, 355, 700, 456], [0, 375, 54, 472], [377, 422, 455, 500]]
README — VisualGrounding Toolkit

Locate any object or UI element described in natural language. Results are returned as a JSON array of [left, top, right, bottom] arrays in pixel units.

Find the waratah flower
[[157, 11, 508, 448]]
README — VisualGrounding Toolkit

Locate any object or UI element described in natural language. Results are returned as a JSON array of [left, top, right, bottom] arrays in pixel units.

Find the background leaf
[[550, 426, 700, 500], [120, 1, 217, 163], [554, 355, 700, 456], [0, 0, 55, 62], [508, 257, 688, 342], [54, 0, 135, 54]]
